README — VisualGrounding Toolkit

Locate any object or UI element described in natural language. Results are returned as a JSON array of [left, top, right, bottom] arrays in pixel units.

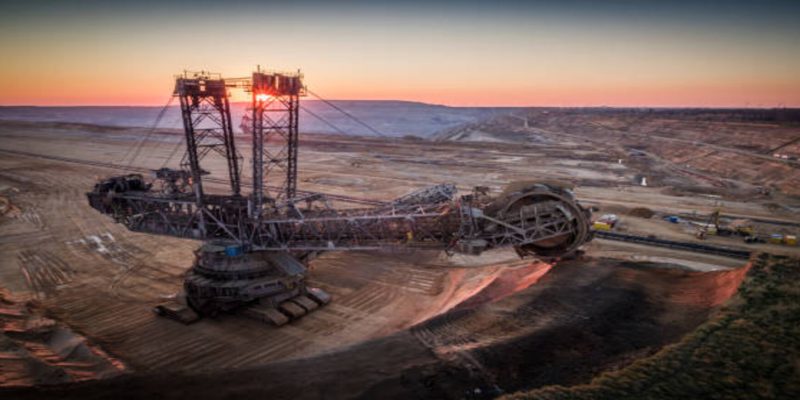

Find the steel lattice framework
[[251, 71, 304, 214], [174, 73, 242, 238], [86, 67, 593, 321], [90, 69, 593, 256], [89, 180, 590, 256]]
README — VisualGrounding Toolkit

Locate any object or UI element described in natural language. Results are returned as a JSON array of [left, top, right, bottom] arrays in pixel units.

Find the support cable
[[306, 90, 389, 138], [124, 96, 174, 168], [151, 112, 185, 168], [300, 105, 350, 136], [160, 110, 191, 169]]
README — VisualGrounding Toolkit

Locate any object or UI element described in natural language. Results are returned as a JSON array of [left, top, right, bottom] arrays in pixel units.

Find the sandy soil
[[437, 109, 800, 197], [0, 118, 789, 396]]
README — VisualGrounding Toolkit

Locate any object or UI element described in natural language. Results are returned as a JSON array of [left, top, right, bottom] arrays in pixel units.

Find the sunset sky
[[1, 0, 799, 107]]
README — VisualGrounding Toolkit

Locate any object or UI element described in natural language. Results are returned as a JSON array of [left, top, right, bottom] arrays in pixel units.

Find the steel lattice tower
[[174, 72, 242, 199], [173, 72, 243, 236], [250, 70, 304, 216]]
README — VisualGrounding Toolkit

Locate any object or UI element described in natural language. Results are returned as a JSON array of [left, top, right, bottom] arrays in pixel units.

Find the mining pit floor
[[0, 119, 798, 398]]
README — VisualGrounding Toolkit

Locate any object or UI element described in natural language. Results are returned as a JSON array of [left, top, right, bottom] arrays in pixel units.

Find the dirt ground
[[1, 257, 751, 399], [0, 117, 795, 396]]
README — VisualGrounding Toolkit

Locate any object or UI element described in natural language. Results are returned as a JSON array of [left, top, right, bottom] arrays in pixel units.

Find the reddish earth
[[0, 289, 125, 387], [0, 118, 780, 397], [2, 257, 750, 399]]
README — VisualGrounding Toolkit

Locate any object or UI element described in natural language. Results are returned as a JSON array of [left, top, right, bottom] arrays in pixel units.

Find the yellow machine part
[[593, 221, 612, 231]]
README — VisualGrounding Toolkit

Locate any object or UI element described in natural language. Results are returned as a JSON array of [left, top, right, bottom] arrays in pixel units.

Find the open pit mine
[[0, 68, 797, 400]]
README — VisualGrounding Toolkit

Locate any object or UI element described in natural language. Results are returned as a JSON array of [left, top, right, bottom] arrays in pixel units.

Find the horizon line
[[1, 102, 798, 110]]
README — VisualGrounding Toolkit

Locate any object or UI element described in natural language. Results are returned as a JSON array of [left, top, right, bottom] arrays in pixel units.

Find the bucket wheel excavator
[[87, 69, 592, 325]]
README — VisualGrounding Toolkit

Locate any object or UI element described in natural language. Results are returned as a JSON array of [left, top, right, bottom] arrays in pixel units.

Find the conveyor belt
[[594, 231, 752, 260], [0, 147, 757, 261]]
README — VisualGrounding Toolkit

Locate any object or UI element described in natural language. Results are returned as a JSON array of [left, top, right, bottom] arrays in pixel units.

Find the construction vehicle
[[696, 207, 731, 239], [592, 214, 618, 231], [696, 206, 757, 240], [86, 69, 593, 326], [743, 233, 798, 246], [728, 219, 755, 237], [743, 235, 766, 244], [769, 234, 784, 244]]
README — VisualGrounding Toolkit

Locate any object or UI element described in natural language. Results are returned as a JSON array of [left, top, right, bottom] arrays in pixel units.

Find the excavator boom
[[85, 69, 592, 324]]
